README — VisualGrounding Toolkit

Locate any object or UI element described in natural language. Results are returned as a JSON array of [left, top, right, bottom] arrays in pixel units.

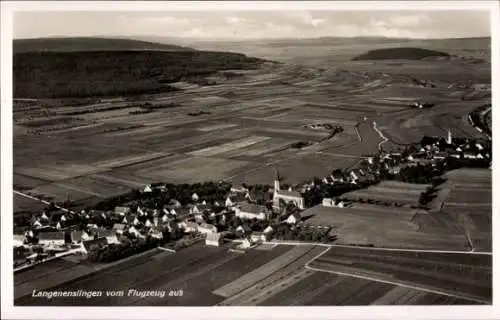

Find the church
[[272, 170, 304, 210]]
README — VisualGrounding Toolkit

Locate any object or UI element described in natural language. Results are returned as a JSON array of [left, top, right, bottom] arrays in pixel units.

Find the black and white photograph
[[1, 1, 498, 319]]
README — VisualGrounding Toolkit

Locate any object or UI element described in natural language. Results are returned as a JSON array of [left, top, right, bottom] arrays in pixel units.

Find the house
[[476, 153, 485, 159], [170, 209, 177, 216], [272, 170, 304, 209], [169, 199, 182, 208], [389, 166, 402, 175], [286, 212, 302, 225], [234, 203, 269, 220], [194, 214, 205, 224], [190, 205, 200, 214], [205, 232, 223, 247], [38, 231, 66, 247], [230, 185, 248, 193], [112, 223, 126, 234], [82, 237, 108, 253], [185, 222, 199, 233], [192, 193, 199, 202], [114, 206, 131, 216], [149, 227, 163, 240], [127, 226, 143, 238], [56, 222, 62, 230], [96, 229, 120, 244], [263, 226, 274, 235], [225, 197, 234, 207], [475, 143, 484, 150], [145, 219, 153, 228], [60, 215, 67, 222], [464, 152, 477, 159], [251, 232, 267, 242], [450, 152, 461, 159], [434, 152, 448, 160], [198, 223, 217, 234], [349, 170, 359, 181], [322, 198, 335, 207], [143, 184, 152, 193], [33, 219, 43, 229], [132, 217, 140, 226], [239, 237, 255, 249]]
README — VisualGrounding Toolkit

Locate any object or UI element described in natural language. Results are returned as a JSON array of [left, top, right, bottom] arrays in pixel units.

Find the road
[[372, 121, 389, 151]]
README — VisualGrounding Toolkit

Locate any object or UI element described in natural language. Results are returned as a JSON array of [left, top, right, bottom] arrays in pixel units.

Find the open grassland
[[303, 204, 468, 250], [308, 247, 491, 304]]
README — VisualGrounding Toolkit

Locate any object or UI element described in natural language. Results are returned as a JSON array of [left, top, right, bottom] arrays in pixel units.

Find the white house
[[170, 209, 177, 216], [190, 205, 200, 214], [286, 212, 302, 225], [251, 232, 267, 242], [234, 203, 269, 220], [192, 193, 199, 202], [143, 184, 152, 193], [205, 232, 223, 247], [60, 215, 67, 222], [145, 219, 153, 228], [322, 198, 335, 207], [56, 222, 62, 230], [476, 143, 484, 150], [33, 219, 42, 228], [225, 197, 234, 207], [263, 226, 274, 235], [133, 217, 140, 226], [239, 237, 254, 249]]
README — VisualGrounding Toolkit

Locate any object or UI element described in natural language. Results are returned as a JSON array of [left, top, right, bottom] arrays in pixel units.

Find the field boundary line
[[304, 264, 489, 305]]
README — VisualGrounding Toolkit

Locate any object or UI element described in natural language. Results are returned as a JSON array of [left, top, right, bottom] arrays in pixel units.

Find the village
[[13, 129, 491, 270]]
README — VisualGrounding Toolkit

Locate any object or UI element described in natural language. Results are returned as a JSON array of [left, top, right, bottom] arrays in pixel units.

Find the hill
[[14, 50, 266, 98], [13, 37, 195, 53], [351, 47, 450, 61]]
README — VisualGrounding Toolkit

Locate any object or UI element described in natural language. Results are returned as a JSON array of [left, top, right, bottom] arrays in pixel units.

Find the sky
[[14, 10, 490, 40]]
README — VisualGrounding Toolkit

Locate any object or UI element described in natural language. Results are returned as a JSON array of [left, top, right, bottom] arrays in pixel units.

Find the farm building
[[205, 232, 224, 247], [234, 202, 270, 220], [112, 223, 126, 234], [272, 170, 304, 209]]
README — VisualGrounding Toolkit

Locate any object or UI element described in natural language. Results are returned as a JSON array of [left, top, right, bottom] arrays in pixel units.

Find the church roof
[[276, 189, 302, 198]]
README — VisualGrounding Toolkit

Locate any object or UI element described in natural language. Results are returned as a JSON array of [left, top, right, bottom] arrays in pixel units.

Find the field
[[14, 243, 486, 306], [428, 168, 492, 252], [308, 246, 492, 304], [302, 203, 468, 250], [341, 180, 430, 206]]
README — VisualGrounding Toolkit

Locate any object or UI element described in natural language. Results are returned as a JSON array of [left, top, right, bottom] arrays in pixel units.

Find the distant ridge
[[352, 47, 450, 61], [13, 37, 196, 53]]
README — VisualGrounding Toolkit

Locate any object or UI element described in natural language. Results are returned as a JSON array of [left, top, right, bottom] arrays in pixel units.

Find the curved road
[[372, 121, 389, 151]]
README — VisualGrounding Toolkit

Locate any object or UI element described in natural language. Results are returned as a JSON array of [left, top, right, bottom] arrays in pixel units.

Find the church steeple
[[447, 129, 452, 145], [274, 168, 281, 196]]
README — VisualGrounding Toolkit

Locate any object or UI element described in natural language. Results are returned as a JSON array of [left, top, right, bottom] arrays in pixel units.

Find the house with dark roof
[[82, 237, 108, 253]]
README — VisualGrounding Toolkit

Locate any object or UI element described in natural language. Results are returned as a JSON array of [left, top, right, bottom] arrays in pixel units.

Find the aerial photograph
[[10, 8, 492, 307]]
